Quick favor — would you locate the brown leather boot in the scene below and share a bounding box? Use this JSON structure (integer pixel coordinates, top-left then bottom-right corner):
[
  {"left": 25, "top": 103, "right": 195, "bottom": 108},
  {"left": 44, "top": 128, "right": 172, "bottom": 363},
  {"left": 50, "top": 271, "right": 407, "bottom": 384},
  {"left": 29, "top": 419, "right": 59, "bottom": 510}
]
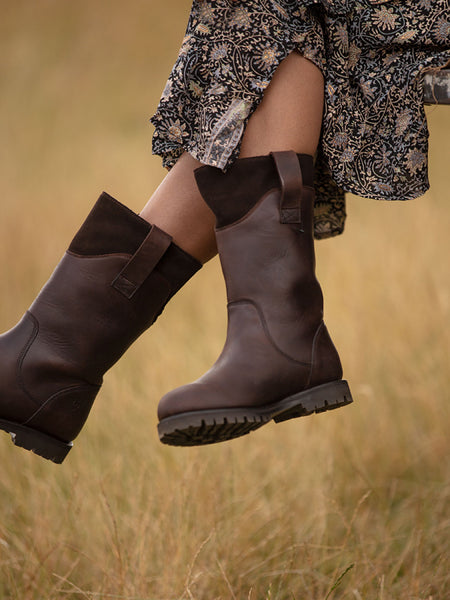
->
[
  {"left": 0, "top": 192, "right": 201, "bottom": 462},
  {"left": 158, "top": 151, "right": 352, "bottom": 446}
]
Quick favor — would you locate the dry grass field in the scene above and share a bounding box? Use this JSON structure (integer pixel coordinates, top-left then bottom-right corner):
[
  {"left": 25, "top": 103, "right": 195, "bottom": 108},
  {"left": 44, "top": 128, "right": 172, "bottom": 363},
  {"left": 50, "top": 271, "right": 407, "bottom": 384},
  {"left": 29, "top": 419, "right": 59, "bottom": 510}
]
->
[{"left": 0, "top": 2, "right": 449, "bottom": 598}]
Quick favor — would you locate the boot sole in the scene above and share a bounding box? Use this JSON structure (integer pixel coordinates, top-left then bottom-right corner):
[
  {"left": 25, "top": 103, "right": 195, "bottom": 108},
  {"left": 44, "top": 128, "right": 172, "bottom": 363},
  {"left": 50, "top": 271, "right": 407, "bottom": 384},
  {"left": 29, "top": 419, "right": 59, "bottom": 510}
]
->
[
  {"left": 0, "top": 420, "right": 72, "bottom": 464},
  {"left": 158, "top": 380, "right": 352, "bottom": 447}
]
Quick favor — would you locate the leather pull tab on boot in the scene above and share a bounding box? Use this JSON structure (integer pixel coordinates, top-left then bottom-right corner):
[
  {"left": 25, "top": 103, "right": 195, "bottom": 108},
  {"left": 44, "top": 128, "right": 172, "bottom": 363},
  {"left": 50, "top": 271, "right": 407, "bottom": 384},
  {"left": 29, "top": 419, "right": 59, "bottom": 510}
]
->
[
  {"left": 271, "top": 151, "right": 303, "bottom": 226},
  {"left": 112, "top": 225, "right": 172, "bottom": 298}
]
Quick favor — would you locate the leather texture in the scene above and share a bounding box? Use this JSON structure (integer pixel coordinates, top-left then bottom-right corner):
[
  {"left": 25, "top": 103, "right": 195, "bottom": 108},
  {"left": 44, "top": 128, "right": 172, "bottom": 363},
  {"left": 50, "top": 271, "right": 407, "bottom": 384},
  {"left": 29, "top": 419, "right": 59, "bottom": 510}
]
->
[
  {"left": 158, "top": 151, "right": 343, "bottom": 422},
  {"left": 0, "top": 193, "right": 201, "bottom": 444},
  {"left": 193, "top": 154, "right": 314, "bottom": 229},
  {"left": 272, "top": 150, "right": 304, "bottom": 224}
]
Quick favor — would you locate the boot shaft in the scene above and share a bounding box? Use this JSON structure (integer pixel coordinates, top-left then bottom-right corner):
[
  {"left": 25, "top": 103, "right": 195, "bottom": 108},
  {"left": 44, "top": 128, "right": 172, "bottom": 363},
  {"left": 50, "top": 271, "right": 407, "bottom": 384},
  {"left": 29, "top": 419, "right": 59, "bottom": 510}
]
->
[
  {"left": 25, "top": 193, "right": 201, "bottom": 385},
  {"left": 195, "top": 152, "right": 324, "bottom": 360}
]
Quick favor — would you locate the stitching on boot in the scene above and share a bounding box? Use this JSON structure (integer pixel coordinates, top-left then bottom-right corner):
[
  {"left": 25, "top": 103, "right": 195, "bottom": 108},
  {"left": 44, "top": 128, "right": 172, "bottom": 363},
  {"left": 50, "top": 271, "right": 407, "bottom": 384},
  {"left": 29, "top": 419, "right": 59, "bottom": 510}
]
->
[
  {"left": 306, "top": 321, "right": 325, "bottom": 388},
  {"left": 112, "top": 274, "right": 138, "bottom": 298},
  {"left": 22, "top": 383, "right": 101, "bottom": 428},
  {"left": 17, "top": 312, "right": 41, "bottom": 408},
  {"left": 67, "top": 250, "right": 132, "bottom": 260},
  {"left": 215, "top": 189, "right": 280, "bottom": 232}
]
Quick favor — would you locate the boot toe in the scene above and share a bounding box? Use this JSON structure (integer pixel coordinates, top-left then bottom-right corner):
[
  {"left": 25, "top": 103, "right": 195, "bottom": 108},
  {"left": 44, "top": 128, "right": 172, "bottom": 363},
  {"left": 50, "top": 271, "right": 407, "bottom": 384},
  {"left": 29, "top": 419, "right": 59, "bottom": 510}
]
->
[{"left": 157, "top": 382, "right": 223, "bottom": 421}]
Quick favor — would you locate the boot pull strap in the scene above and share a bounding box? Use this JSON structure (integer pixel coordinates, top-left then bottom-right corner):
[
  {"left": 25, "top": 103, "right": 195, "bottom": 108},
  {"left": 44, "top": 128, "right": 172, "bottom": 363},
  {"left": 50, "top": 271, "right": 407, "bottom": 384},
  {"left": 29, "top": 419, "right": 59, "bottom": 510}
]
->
[
  {"left": 112, "top": 225, "right": 172, "bottom": 299},
  {"left": 271, "top": 151, "right": 303, "bottom": 226}
]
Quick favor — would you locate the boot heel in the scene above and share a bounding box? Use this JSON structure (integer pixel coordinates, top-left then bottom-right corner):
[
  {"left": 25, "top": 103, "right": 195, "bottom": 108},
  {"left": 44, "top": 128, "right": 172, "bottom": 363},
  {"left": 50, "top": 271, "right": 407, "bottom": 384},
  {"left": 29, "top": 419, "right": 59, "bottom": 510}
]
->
[
  {"left": 273, "top": 380, "right": 353, "bottom": 423},
  {"left": 0, "top": 421, "right": 72, "bottom": 464}
]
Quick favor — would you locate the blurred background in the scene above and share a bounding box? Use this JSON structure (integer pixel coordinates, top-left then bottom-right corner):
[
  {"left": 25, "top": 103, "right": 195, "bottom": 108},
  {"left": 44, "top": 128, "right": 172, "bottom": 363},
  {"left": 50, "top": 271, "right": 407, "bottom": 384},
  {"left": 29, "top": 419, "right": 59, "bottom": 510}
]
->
[{"left": 0, "top": 1, "right": 449, "bottom": 598}]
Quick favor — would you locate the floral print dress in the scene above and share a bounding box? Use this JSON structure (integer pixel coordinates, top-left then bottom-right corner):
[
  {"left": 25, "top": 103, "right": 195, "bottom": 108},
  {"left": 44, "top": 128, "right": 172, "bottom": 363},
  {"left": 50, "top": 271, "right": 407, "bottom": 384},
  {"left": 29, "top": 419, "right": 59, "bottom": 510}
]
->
[{"left": 151, "top": 0, "right": 450, "bottom": 238}]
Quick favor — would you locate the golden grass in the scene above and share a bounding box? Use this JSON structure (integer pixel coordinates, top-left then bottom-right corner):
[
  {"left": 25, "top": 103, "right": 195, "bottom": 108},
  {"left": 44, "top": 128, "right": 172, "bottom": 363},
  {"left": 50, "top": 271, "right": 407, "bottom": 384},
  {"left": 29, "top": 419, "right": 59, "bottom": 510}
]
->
[{"left": 0, "top": 2, "right": 449, "bottom": 598}]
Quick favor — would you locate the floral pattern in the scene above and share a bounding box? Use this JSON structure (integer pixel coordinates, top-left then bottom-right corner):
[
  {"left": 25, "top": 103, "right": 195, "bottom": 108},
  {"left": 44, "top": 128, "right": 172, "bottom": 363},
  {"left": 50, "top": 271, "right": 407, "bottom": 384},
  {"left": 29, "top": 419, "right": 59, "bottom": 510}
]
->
[{"left": 151, "top": 0, "right": 450, "bottom": 239}]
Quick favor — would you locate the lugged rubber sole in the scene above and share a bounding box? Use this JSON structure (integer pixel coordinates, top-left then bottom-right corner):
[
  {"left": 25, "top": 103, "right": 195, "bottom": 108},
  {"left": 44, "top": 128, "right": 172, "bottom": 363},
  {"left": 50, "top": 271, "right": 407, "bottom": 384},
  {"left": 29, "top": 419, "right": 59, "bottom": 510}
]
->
[
  {"left": 0, "top": 419, "right": 72, "bottom": 464},
  {"left": 272, "top": 379, "right": 352, "bottom": 423},
  {"left": 158, "top": 380, "right": 353, "bottom": 447}
]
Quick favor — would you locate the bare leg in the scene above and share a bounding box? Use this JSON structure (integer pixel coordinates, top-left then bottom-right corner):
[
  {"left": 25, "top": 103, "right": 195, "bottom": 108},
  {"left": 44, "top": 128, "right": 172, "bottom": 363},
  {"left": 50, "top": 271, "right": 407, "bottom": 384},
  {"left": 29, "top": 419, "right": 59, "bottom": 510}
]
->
[
  {"left": 140, "top": 151, "right": 217, "bottom": 263},
  {"left": 140, "top": 52, "right": 324, "bottom": 263},
  {"left": 240, "top": 52, "right": 324, "bottom": 157}
]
